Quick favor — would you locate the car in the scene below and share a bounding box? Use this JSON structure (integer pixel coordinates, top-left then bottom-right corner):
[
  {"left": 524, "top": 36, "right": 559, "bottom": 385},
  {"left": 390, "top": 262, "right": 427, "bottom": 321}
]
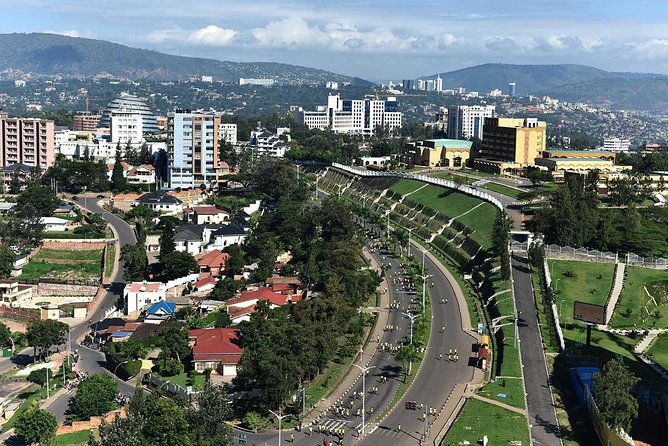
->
[
  {"left": 71, "top": 196, "right": 78, "bottom": 201},
  {"left": 97, "top": 194, "right": 105, "bottom": 199}
]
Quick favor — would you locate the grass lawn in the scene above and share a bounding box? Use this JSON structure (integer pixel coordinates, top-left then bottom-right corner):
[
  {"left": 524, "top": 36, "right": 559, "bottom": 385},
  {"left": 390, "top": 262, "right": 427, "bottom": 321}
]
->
[
  {"left": 534, "top": 182, "right": 560, "bottom": 193},
  {"left": 155, "top": 371, "right": 206, "bottom": 391},
  {"left": 456, "top": 204, "right": 499, "bottom": 250},
  {"left": 480, "top": 182, "right": 525, "bottom": 199},
  {"left": 547, "top": 260, "right": 616, "bottom": 327},
  {"left": 34, "top": 248, "right": 103, "bottom": 262},
  {"left": 105, "top": 244, "right": 116, "bottom": 278},
  {"left": 409, "top": 184, "right": 485, "bottom": 217},
  {"left": 55, "top": 430, "right": 93, "bottom": 446},
  {"left": 647, "top": 332, "right": 668, "bottom": 373},
  {"left": 441, "top": 398, "right": 530, "bottom": 446},
  {"left": 389, "top": 179, "right": 426, "bottom": 196},
  {"left": 609, "top": 267, "right": 668, "bottom": 329},
  {"left": 428, "top": 172, "right": 475, "bottom": 185},
  {"left": 20, "top": 261, "right": 101, "bottom": 282}
]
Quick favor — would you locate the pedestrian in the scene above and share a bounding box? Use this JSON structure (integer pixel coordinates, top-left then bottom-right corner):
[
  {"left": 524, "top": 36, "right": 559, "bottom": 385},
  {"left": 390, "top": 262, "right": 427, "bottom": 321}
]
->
[{"left": 397, "top": 424, "right": 401, "bottom": 432}]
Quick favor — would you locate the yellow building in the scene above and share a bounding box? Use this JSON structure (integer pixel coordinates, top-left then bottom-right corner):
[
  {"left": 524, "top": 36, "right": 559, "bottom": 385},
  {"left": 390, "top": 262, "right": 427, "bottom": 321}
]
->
[
  {"left": 477, "top": 117, "right": 546, "bottom": 171},
  {"left": 404, "top": 139, "right": 471, "bottom": 168}
]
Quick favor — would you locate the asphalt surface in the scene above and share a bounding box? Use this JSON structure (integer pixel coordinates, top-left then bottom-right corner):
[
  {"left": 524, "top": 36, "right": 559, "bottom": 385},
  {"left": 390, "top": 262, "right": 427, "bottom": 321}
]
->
[
  {"left": 511, "top": 255, "right": 562, "bottom": 446},
  {"left": 46, "top": 195, "right": 137, "bottom": 422}
]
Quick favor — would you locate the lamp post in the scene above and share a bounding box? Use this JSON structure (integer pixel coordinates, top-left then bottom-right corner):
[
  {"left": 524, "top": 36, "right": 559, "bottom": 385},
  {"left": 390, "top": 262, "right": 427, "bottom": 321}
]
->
[
  {"left": 407, "top": 228, "right": 413, "bottom": 258},
  {"left": 114, "top": 360, "right": 129, "bottom": 377},
  {"left": 268, "top": 409, "right": 288, "bottom": 446},
  {"left": 421, "top": 249, "right": 426, "bottom": 275},
  {"left": 419, "top": 273, "right": 431, "bottom": 316},
  {"left": 403, "top": 311, "right": 418, "bottom": 345},
  {"left": 352, "top": 360, "right": 376, "bottom": 438},
  {"left": 385, "top": 211, "right": 391, "bottom": 241}
]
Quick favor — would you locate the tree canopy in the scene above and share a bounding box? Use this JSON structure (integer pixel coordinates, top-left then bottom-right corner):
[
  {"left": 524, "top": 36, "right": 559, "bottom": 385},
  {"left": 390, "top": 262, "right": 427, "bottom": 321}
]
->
[
  {"left": 15, "top": 401, "right": 57, "bottom": 445},
  {"left": 26, "top": 319, "right": 68, "bottom": 361},
  {"left": 594, "top": 357, "right": 639, "bottom": 433},
  {"left": 73, "top": 373, "right": 119, "bottom": 419}
]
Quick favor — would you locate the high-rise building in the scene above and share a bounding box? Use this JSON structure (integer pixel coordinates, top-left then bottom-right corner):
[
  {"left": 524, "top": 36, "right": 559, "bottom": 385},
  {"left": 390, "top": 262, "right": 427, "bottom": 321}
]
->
[
  {"left": 72, "top": 113, "right": 101, "bottom": 132},
  {"left": 446, "top": 105, "right": 496, "bottom": 140},
  {"left": 508, "top": 82, "right": 516, "bottom": 97},
  {"left": 100, "top": 93, "right": 159, "bottom": 133},
  {"left": 110, "top": 111, "right": 143, "bottom": 144},
  {"left": 480, "top": 117, "right": 546, "bottom": 164},
  {"left": 436, "top": 75, "right": 443, "bottom": 92},
  {"left": 167, "top": 110, "right": 222, "bottom": 189},
  {"left": 0, "top": 112, "right": 55, "bottom": 169},
  {"left": 402, "top": 79, "right": 414, "bottom": 91},
  {"left": 602, "top": 137, "right": 630, "bottom": 153},
  {"left": 219, "top": 123, "right": 238, "bottom": 146},
  {"left": 299, "top": 94, "right": 402, "bottom": 135}
]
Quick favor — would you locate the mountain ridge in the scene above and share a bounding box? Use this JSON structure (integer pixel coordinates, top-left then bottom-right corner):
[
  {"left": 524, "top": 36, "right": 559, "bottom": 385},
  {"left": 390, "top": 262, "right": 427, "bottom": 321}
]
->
[{"left": 0, "top": 33, "right": 372, "bottom": 85}]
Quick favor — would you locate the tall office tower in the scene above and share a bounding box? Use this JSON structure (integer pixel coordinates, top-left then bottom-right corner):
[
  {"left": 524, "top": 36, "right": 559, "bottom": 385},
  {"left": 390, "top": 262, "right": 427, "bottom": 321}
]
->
[
  {"left": 100, "top": 93, "right": 159, "bottom": 133},
  {"left": 446, "top": 105, "right": 496, "bottom": 140},
  {"left": 110, "top": 111, "right": 143, "bottom": 144},
  {"left": 436, "top": 75, "right": 443, "bottom": 92},
  {"left": 481, "top": 117, "right": 546, "bottom": 164},
  {"left": 402, "top": 79, "right": 414, "bottom": 91},
  {"left": 0, "top": 112, "right": 55, "bottom": 169},
  {"left": 73, "top": 113, "right": 101, "bottom": 132},
  {"left": 508, "top": 82, "right": 516, "bottom": 97},
  {"left": 167, "top": 110, "right": 221, "bottom": 189}
]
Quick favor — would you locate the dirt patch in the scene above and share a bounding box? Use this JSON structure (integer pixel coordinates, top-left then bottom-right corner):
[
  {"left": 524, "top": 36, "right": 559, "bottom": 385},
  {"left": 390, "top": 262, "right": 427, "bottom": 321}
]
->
[
  {"left": 0, "top": 318, "right": 27, "bottom": 333},
  {"left": 42, "top": 241, "right": 106, "bottom": 250}
]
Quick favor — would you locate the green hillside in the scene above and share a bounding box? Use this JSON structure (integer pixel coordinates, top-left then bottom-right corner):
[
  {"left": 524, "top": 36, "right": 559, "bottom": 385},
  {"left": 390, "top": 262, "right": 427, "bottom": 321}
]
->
[{"left": 0, "top": 33, "right": 372, "bottom": 85}]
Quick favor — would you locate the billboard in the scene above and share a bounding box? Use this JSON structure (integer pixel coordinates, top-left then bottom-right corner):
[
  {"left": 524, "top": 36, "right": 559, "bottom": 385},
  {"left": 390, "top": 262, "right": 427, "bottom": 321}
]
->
[{"left": 573, "top": 301, "right": 606, "bottom": 325}]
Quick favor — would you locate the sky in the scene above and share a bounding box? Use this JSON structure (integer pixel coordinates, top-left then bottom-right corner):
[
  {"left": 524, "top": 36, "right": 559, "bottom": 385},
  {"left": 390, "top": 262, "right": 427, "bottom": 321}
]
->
[{"left": 5, "top": 0, "right": 668, "bottom": 80}]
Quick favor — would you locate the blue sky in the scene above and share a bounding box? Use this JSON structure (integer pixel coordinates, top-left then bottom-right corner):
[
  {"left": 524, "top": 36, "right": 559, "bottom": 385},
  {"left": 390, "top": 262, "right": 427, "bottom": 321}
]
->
[{"left": 5, "top": 0, "right": 668, "bottom": 80}]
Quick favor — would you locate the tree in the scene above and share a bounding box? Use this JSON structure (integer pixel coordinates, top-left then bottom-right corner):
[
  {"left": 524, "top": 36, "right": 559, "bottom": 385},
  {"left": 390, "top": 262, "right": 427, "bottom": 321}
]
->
[
  {"left": 158, "top": 322, "right": 190, "bottom": 363},
  {"left": 160, "top": 251, "right": 199, "bottom": 281},
  {"left": 0, "top": 244, "right": 15, "bottom": 278},
  {"left": 15, "top": 401, "right": 57, "bottom": 445},
  {"left": 156, "top": 216, "right": 179, "bottom": 256},
  {"left": 223, "top": 244, "right": 246, "bottom": 276},
  {"left": 210, "top": 279, "right": 242, "bottom": 301},
  {"left": 27, "top": 367, "right": 54, "bottom": 386},
  {"left": 187, "top": 383, "right": 233, "bottom": 445},
  {"left": 0, "top": 321, "right": 11, "bottom": 348},
  {"left": 121, "top": 243, "right": 148, "bottom": 282},
  {"left": 396, "top": 344, "right": 420, "bottom": 380},
  {"left": 16, "top": 183, "right": 61, "bottom": 217},
  {"left": 111, "top": 151, "right": 127, "bottom": 192},
  {"left": 594, "top": 357, "right": 639, "bottom": 433},
  {"left": 73, "top": 373, "right": 119, "bottom": 419},
  {"left": 492, "top": 211, "right": 512, "bottom": 280},
  {"left": 26, "top": 319, "right": 68, "bottom": 361}
]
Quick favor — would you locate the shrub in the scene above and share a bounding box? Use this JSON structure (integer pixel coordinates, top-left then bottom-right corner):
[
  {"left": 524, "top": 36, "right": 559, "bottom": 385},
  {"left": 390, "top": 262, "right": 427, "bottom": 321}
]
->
[
  {"left": 242, "top": 411, "right": 262, "bottom": 431},
  {"left": 27, "top": 368, "right": 53, "bottom": 386}
]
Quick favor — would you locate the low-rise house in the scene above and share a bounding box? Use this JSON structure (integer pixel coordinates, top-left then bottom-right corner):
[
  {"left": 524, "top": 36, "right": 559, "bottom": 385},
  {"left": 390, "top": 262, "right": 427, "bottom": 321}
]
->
[
  {"left": 184, "top": 205, "right": 230, "bottom": 225},
  {"left": 199, "top": 300, "right": 224, "bottom": 314},
  {"left": 189, "top": 328, "right": 243, "bottom": 376},
  {"left": 208, "top": 223, "right": 247, "bottom": 250},
  {"left": 1, "top": 163, "right": 34, "bottom": 191},
  {"left": 106, "top": 161, "right": 132, "bottom": 180},
  {"left": 195, "top": 249, "right": 230, "bottom": 276},
  {"left": 40, "top": 217, "right": 70, "bottom": 232},
  {"left": 0, "top": 280, "right": 32, "bottom": 304},
  {"left": 53, "top": 205, "right": 75, "bottom": 217},
  {"left": 174, "top": 224, "right": 206, "bottom": 255},
  {"left": 127, "top": 164, "right": 156, "bottom": 185},
  {"left": 194, "top": 276, "right": 217, "bottom": 292},
  {"left": 134, "top": 190, "right": 183, "bottom": 215},
  {"left": 144, "top": 300, "right": 176, "bottom": 324},
  {"left": 226, "top": 287, "right": 301, "bottom": 323},
  {"left": 124, "top": 281, "right": 166, "bottom": 316}
]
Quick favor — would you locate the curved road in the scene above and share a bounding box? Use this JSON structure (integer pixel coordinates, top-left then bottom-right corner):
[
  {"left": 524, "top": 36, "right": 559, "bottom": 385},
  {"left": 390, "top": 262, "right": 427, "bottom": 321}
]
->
[{"left": 47, "top": 195, "right": 137, "bottom": 421}]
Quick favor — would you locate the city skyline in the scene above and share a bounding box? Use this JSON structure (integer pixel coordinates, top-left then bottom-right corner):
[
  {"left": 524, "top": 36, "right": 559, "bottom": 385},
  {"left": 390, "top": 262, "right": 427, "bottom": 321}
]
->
[{"left": 5, "top": 0, "right": 668, "bottom": 79}]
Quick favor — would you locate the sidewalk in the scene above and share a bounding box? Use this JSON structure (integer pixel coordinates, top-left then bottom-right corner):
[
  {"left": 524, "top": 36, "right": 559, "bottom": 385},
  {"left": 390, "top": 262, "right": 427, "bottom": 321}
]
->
[{"left": 301, "top": 247, "right": 391, "bottom": 427}]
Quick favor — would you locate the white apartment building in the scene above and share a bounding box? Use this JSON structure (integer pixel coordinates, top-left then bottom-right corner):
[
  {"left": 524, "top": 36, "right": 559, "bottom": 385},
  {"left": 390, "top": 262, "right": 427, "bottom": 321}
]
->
[
  {"left": 110, "top": 111, "right": 143, "bottom": 144},
  {"left": 447, "top": 105, "right": 496, "bottom": 140},
  {"left": 239, "top": 78, "right": 275, "bottom": 86},
  {"left": 219, "top": 123, "right": 238, "bottom": 145},
  {"left": 299, "top": 94, "right": 402, "bottom": 136},
  {"left": 250, "top": 129, "right": 289, "bottom": 158},
  {"left": 602, "top": 137, "right": 631, "bottom": 153}
]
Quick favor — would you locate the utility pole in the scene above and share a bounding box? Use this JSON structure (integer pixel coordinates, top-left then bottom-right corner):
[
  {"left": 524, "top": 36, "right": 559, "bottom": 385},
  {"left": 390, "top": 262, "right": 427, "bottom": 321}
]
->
[
  {"left": 46, "top": 367, "right": 50, "bottom": 399},
  {"left": 403, "top": 311, "right": 418, "bottom": 345},
  {"left": 419, "top": 273, "right": 431, "bottom": 316},
  {"left": 385, "top": 211, "right": 390, "bottom": 241},
  {"left": 407, "top": 228, "right": 413, "bottom": 258},
  {"left": 352, "top": 361, "right": 376, "bottom": 438},
  {"left": 423, "top": 404, "right": 429, "bottom": 441},
  {"left": 268, "top": 409, "right": 288, "bottom": 446}
]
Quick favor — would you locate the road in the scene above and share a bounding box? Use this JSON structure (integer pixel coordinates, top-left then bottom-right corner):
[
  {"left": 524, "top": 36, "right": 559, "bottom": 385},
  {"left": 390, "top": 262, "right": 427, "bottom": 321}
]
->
[
  {"left": 45, "top": 195, "right": 137, "bottom": 421},
  {"left": 511, "top": 255, "right": 562, "bottom": 446},
  {"left": 232, "top": 236, "right": 476, "bottom": 446}
]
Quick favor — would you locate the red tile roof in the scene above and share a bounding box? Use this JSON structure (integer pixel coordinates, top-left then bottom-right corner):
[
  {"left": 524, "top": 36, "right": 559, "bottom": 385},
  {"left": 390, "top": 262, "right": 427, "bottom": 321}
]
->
[
  {"left": 265, "top": 276, "right": 303, "bottom": 287},
  {"left": 189, "top": 328, "right": 243, "bottom": 363},
  {"left": 194, "top": 276, "right": 217, "bottom": 289},
  {"left": 196, "top": 250, "right": 230, "bottom": 269},
  {"left": 189, "top": 205, "right": 229, "bottom": 215},
  {"left": 227, "top": 288, "right": 292, "bottom": 307},
  {"left": 126, "top": 282, "right": 162, "bottom": 293}
]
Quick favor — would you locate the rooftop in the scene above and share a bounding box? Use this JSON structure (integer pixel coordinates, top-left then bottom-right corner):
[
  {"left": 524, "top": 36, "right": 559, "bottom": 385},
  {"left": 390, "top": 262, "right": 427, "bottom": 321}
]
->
[
  {"left": 126, "top": 281, "right": 163, "bottom": 293},
  {"left": 136, "top": 190, "right": 183, "bottom": 205},
  {"left": 189, "top": 328, "right": 243, "bottom": 363}
]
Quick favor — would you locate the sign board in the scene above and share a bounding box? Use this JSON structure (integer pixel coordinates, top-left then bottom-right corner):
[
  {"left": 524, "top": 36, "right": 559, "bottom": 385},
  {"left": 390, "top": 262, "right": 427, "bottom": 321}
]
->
[{"left": 573, "top": 301, "right": 606, "bottom": 325}]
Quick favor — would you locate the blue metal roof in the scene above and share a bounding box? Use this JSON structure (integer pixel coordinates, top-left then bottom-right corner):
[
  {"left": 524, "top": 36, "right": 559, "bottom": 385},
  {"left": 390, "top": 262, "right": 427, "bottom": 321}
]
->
[{"left": 146, "top": 300, "right": 176, "bottom": 315}]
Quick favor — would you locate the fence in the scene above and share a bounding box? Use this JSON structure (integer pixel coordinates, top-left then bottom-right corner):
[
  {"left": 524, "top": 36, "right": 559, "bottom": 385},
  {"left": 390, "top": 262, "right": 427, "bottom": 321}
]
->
[
  {"left": 545, "top": 244, "right": 668, "bottom": 269},
  {"left": 584, "top": 385, "right": 634, "bottom": 446},
  {"left": 543, "top": 259, "right": 566, "bottom": 351},
  {"left": 331, "top": 163, "right": 504, "bottom": 210}
]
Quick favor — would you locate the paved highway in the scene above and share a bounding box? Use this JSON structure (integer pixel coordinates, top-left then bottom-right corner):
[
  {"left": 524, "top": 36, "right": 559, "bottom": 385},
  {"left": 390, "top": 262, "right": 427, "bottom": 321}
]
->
[
  {"left": 46, "top": 195, "right": 137, "bottom": 421},
  {"left": 512, "top": 255, "right": 562, "bottom": 446}
]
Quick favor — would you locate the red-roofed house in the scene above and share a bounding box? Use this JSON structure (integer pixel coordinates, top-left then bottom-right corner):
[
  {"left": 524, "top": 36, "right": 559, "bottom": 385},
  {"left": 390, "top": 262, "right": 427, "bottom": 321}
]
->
[
  {"left": 265, "top": 276, "right": 303, "bottom": 295},
  {"left": 226, "top": 288, "right": 300, "bottom": 323},
  {"left": 194, "top": 276, "right": 217, "bottom": 292},
  {"left": 184, "top": 205, "right": 231, "bottom": 225},
  {"left": 126, "top": 164, "right": 156, "bottom": 185},
  {"left": 195, "top": 249, "right": 230, "bottom": 277},
  {"left": 106, "top": 161, "right": 132, "bottom": 181},
  {"left": 189, "top": 328, "right": 243, "bottom": 376}
]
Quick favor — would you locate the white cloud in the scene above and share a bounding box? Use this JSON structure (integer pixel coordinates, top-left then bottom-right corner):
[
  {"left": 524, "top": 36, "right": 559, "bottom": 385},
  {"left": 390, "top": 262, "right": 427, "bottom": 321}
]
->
[
  {"left": 629, "top": 38, "right": 668, "bottom": 59},
  {"left": 485, "top": 37, "right": 519, "bottom": 51},
  {"left": 45, "top": 30, "right": 83, "bottom": 38},
  {"left": 533, "top": 35, "right": 585, "bottom": 51},
  {"left": 146, "top": 25, "right": 237, "bottom": 46}
]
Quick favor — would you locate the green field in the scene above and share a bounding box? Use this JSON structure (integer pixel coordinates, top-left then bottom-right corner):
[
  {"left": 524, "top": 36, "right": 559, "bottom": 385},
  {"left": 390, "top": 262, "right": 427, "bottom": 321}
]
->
[
  {"left": 456, "top": 204, "right": 498, "bottom": 250},
  {"left": 21, "top": 261, "right": 101, "bottom": 282},
  {"left": 647, "top": 332, "right": 668, "bottom": 373},
  {"left": 441, "top": 398, "right": 530, "bottom": 446},
  {"left": 105, "top": 244, "right": 116, "bottom": 278},
  {"left": 55, "top": 430, "right": 93, "bottom": 446},
  {"left": 481, "top": 182, "right": 525, "bottom": 199},
  {"left": 610, "top": 267, "right": 668, "bottom": 329},
  {"left": 34, "top": 248, "right": 103, "bottom": 262},
  {"left": 408, "top": 184, "right": 486, "bottom": 217},
  {"left": 547, "top": 260, "right": 616, "bottom": 327},
  {"left": 389, "top": 179, "right": 425, "bottom": 195},
  {"left": 155, "top": 371, "right": 206, "bottom": 391}
]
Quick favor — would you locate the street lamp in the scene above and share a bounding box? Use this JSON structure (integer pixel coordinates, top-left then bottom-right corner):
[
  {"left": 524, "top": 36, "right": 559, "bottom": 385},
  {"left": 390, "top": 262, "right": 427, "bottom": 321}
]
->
[
  {"left": 419, "top": 273, "right": 432, "bottom": 316},
  {"left": 114, "top": 360, "right": 129, "bottom": 377},
  {"left": 421, "top": 249, "right": 426, "bottom": 275},
  {"left": 403, "top": 311, "right": 418, "bottom": 345},
  {"left": 407, "top": 228, "right": 413, "bottom": 258},
  {"left": 352, "top": 359, "right": 376, "bottom": 438},
  {"left": 268, "top": 409, "right": 288, "bottom": 446}
]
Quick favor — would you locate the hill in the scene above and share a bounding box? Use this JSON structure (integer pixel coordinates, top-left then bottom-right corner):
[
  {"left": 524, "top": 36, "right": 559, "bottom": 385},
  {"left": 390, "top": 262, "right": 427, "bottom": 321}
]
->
[{"left": 0, "top": 33, "right": 371, "bottom": 85}]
